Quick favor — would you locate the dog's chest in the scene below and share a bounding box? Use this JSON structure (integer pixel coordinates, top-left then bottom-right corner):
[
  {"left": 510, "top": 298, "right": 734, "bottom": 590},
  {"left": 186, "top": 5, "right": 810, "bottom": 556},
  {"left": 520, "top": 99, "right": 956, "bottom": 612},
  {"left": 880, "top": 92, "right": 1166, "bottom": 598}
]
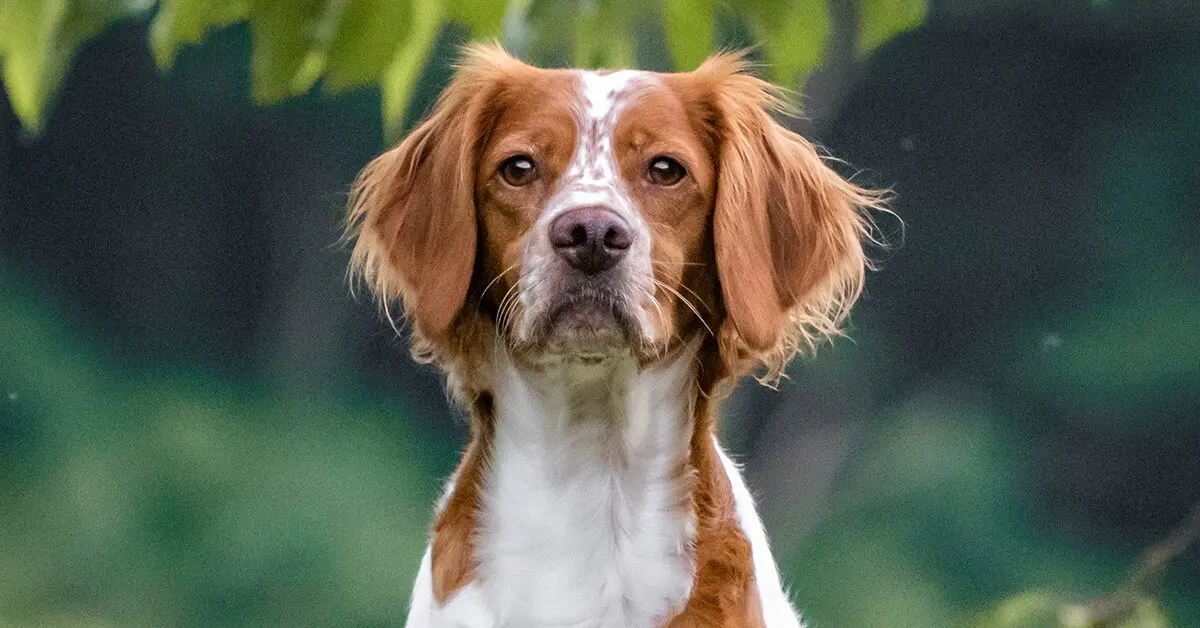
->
[
  {"left": 471, "top": 360, "right": 697, "bottom": 627},
  {"left": 478, "top": 443, "right": 694, "bottom": 626}
]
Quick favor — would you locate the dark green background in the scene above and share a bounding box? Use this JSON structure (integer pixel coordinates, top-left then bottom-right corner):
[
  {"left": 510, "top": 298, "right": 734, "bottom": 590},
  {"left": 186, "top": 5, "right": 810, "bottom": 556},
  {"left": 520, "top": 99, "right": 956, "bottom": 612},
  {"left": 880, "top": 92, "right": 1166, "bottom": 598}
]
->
[{"left": 1, "top": 1, "right": 1198, "bottom": 626}]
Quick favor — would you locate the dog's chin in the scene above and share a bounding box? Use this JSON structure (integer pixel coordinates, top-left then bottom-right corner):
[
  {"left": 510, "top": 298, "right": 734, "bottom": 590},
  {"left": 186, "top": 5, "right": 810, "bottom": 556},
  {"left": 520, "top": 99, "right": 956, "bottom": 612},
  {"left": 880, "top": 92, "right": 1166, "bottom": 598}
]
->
[{"left": 515, "top": 297, "right": 644, "bottom": 364}]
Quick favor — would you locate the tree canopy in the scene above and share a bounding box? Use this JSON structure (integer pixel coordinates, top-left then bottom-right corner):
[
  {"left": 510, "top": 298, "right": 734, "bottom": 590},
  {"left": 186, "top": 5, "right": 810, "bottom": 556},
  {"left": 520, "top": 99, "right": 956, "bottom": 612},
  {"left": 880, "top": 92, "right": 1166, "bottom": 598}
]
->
[{"left": 0, "top": 0, "right": 926, "bottom": 135}]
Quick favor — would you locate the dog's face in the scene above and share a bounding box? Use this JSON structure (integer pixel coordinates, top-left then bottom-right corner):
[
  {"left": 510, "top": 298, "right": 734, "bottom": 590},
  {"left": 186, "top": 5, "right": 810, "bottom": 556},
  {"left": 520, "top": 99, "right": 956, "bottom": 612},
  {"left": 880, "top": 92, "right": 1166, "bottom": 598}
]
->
[
  {"left": 349, "top": 46, "right": 880, "bottom": 377},
  {"left": 474, "top": 68, "right": 718, "bottom": 363}
]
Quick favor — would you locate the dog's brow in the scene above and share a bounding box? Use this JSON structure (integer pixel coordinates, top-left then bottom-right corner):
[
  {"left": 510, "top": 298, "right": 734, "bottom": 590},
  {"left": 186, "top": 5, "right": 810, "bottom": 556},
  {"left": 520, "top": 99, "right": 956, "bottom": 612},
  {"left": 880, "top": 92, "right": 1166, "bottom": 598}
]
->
[{"left": 561, "top": 71, "right": 655, "bottom": 195}]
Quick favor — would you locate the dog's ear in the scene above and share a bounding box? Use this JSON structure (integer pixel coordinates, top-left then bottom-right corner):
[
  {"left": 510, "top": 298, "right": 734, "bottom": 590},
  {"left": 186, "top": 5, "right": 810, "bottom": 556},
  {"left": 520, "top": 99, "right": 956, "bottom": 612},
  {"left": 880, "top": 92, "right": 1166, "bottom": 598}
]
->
[
  {"left": 347, "top": 45, "right": 516, "bottom": 347},
  {"left": 699, "top": 55, "right": 883, "bottom": 377}
]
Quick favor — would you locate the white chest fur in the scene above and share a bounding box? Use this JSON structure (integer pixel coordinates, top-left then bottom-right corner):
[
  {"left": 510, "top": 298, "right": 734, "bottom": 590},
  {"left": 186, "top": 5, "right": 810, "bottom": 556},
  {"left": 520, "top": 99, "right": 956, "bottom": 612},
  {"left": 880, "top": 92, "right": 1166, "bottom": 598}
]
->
[
  {"left": 403, "top": 344, "right": 803, "bottom": 628},
  {"left": 474, "top": 349, "right": 698, "bottom": 627}
]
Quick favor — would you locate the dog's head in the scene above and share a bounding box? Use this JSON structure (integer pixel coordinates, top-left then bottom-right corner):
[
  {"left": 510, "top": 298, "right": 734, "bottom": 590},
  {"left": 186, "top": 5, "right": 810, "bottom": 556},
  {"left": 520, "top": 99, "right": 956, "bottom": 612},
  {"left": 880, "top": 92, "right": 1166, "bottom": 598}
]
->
[{"left": 348, "top": 45, "right": 882, "bottom": 381}]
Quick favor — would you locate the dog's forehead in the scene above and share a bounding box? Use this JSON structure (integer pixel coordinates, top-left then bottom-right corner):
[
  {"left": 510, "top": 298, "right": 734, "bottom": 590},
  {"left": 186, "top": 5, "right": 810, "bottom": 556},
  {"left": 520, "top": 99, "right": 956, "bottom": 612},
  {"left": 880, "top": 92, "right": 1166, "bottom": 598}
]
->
[
  {"left": 573, "top": 70, "right": 663, "bottom": 140},
  {"left": 576, "top": 69, "right": 657, "bottom": 115},
  {"left": 558, "top": 70, "right": 659, "bottom": 185},
  {"left": 485, "top": 68, "right": 681, "bottom": 157}
]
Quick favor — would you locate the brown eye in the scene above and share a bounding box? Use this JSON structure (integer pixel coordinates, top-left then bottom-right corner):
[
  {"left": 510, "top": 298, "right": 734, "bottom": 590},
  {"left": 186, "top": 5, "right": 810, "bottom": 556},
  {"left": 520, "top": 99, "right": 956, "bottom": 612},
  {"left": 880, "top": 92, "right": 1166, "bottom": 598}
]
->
[
  {"left": 647, "top": 156, "right": 686, "bottom": 186},
  {"left": 499, "top": 155, "right": 538, "bottom": 186}
]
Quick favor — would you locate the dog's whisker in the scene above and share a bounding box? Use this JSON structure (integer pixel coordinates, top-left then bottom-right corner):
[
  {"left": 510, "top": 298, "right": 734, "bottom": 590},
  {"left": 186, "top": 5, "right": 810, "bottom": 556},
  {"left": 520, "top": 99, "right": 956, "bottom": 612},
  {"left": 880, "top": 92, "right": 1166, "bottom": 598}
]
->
[
  {"left": 481, "top": 262, "right": 522, "bottom": 298},
  {"left": 653, "top": 278, "right": 715, "bottom": 339},
  {"left": 634, "top": 284, "right": 669, "bottom": 344},
  {"left": 650, "top": 260, "right": 705, "bottom": 268},
  {"left": 495, "top": 280, "right": 523, "bottom": 339},
  {"left": 673, "top": 282, "right": 709, "bottom": 310}
]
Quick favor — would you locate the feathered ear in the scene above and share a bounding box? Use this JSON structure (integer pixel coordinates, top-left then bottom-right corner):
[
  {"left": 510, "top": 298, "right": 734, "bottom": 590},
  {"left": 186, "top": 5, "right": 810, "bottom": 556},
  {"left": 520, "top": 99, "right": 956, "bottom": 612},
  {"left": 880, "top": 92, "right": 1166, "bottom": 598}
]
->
[
  {"left": 346, "top": 44, "right": 519, "bottom": 350},
  {"left": 697, "top": 54, "right": 885, "bottom": 379}
]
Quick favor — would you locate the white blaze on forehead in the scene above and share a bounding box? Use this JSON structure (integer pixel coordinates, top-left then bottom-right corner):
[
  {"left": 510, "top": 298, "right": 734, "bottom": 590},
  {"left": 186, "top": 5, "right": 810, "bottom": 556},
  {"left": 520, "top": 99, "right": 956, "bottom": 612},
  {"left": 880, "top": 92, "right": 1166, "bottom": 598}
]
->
[
  {"left": 556, "top": 70, "right": 658, "bottom": 206},
  {"left": 564, "top": 70, "right": 654, "bottom": 187}
]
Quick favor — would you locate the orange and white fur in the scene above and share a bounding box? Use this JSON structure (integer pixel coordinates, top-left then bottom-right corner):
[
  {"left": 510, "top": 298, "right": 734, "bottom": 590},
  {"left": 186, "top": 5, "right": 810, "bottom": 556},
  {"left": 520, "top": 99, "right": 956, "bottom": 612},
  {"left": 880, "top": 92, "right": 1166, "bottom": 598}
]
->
[{"left": 346, "top": 45, "right": 883, "bottom": 628}]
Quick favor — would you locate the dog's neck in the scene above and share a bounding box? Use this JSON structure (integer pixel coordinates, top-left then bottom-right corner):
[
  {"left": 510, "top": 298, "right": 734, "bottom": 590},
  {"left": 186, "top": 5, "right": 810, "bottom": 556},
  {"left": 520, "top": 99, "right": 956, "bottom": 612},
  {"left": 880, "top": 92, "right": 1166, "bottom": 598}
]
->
[
  {"left": 489, "top": 342, "right": 699, "bottom": 471},
  {"left": 474, "top": 341, "right": 699, "bottom": 624},
  {"left": 428, "top": 336, "right": 768, "bottom": 625}
]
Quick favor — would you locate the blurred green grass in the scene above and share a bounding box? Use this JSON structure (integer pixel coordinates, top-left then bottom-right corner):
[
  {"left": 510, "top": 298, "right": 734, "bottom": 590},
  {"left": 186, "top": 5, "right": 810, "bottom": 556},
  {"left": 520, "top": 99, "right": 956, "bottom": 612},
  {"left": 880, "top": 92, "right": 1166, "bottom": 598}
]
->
[
  {"left": 0, "top": 269, "right": 442, "bottom": 626},
  {"left": 3, "top": 257, "right": 1197, "bottom": 626}
]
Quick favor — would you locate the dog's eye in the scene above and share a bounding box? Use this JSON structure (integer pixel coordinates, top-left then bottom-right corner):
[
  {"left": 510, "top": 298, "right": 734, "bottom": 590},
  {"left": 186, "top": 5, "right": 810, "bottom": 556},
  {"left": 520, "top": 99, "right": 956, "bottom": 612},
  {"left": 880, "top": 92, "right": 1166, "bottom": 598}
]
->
[
  {"left": 499, "top": 155, "right": 538, "bottom": 186},
  {"left": 647, "top": 156, "right": 686, "bottom": 186}
]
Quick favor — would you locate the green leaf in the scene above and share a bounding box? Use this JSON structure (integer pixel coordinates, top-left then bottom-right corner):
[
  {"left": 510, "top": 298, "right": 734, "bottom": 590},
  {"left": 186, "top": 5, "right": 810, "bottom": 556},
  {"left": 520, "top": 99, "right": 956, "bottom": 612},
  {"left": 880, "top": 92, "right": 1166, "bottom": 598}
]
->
[
  {"left": 975, "top": 591, "right": 1063, "bottom": 628},
  {"left": 739, "top": 0, "right": 830, "bottom": 87},
  {"left": 521, "top": 0, "right": 574, "bottom": 67},
  {"left": 446, "top": 0, "right": 506, "bottom": 38},
  {"left": 0, "top": 0, "right": 150, "bottom": 133},
  {"left": 379, "top": 0, "right": 442, "bottom": 137},
  {"left": 248, "top": 0, "right": 335, "bottom": 104},
  {"left": 663, "top": 0, "right": 713, "bottom": 70},
  {"left": 980, "top": 593, "right": 1171, "bottom": 628},
  {"left": 1060, "top": 598, "right": 1169, "bottom": 628},
  {"left": 324, "top": 0, "right": 412, "bottom": 91},
  {"left": 0, "top": 0, "right": 70, "bottom": 133},
  {"left": 572, "top": 4, "right": 603, "bottom": 68},
  {"left": 572, "top": 0, "right": 635, "bottom": 69},
  {"left": 858, "top": 0, "right": 925, "bottom": 56},
  {"left": 148, "top": 0, "right": 249, "bottom": 70},
  {"left": 1124, "top": 598, "right": 1169, "bottom": 628}
]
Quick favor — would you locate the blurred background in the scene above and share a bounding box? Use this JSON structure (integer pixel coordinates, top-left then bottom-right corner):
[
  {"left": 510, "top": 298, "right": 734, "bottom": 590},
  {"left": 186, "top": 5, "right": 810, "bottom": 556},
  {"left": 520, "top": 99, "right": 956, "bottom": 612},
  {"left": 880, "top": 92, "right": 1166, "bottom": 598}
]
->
[{"left": 1, "top": 0, "right": 1198, "bottom": 626}]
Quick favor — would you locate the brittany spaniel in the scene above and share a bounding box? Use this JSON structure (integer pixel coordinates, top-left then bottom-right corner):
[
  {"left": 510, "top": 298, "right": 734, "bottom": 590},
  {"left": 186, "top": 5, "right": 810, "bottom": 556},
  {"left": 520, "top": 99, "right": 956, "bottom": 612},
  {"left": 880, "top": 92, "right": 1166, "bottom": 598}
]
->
[{"left": 346, "top": 44, "right": 882, "bottom": 628}]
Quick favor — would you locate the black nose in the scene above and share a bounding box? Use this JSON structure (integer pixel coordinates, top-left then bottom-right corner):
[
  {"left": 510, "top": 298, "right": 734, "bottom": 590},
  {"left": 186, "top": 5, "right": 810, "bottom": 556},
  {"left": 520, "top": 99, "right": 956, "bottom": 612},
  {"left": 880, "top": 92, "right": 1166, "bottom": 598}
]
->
[{"left": 549, "top": 207, "right": 632, "bottom": 275}]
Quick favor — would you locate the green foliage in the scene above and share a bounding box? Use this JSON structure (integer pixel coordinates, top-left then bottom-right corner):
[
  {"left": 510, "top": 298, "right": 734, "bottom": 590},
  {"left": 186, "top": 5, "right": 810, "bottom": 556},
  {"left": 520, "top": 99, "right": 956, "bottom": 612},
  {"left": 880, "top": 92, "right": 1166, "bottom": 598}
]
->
[
  {"left": 977, "top": 591, "right": 1066, "bottom": 628},
  {"left": 4, "top": 3, "right": 1196, "bottom": 627},
  {"left": 247, "top": 0, "right": 329, "bottom": 103},
  {"left": 1018, "top": 286, "right": 1200, "bottom": 408},
  {"left": 149, "top": 0, "right": 247, "bottom": 69},
  {"left": 976, "top": 593, "right": 1169, "bottom": 628},
  {"left": 787, "top": 398, "right": 1023, "bottom": 627},
  {"left": 447, "top": 0, "right": 507, "bottom": 39},
  {"left": 777, "top": 63, "right": 1200, "bottom": 623},
  {"left": 738, "top": 0, "right": 831, "bottom": 86},
  {"left": 0, "top": 0, "right": 934, "bottom": 136},
  {"left": 572, "top": 0, "right": 637, "bottom": 70},
  {"left": 1060, "top": 599, "right": 1169, "bottom": 628},
  {"left": 784, "top": 394, "right": 1190, "bottom": 628},
  {"left": 0, "top": 270, "right": 441, "bottom": 624},
  {"left": 1009, "top": 59, "right": 1200, "bottom": 418},
  {"left": 663, "top": 0, "right": 714, "bottom": 70},
  {"left": 322, "top": 0, "right": 412, "bottom": 91},
  {"left": 0, "top": 0, "right": 152, "bottom": 133},
  {"left": 859, "top": 0, "right": 925, "bottom": 54},
  {"left": 378, "top": 0, "right": 441, "bottom": 136}
]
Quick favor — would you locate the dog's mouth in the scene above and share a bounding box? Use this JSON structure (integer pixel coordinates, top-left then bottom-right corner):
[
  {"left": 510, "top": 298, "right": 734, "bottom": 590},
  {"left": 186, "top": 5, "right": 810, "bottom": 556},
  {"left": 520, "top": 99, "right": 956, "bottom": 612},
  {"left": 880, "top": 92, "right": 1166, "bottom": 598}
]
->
[{"left": 519, "top": 287, "right": 640, "bottom": 359}]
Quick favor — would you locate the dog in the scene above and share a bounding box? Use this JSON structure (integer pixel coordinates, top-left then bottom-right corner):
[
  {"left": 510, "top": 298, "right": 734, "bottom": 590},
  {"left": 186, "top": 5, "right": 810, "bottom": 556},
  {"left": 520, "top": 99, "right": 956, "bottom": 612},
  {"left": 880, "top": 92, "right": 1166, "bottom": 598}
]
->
[{"left": 346, "top": 44, "right": 883, "bottom": 628}]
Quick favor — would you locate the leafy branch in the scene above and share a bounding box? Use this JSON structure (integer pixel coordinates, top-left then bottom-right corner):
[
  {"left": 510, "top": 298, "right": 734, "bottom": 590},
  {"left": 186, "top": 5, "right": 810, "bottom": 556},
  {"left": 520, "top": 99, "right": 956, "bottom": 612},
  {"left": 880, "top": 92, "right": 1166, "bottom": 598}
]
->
[
  {"left": 979, "top": 503, "right": 1200, "bottom": 628},
  {"left": 0, "top": 0, "right": 929, "bottom": 136},
  {"left": 1062, "top": 503, "right": 1200, "bottom": 627}
]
